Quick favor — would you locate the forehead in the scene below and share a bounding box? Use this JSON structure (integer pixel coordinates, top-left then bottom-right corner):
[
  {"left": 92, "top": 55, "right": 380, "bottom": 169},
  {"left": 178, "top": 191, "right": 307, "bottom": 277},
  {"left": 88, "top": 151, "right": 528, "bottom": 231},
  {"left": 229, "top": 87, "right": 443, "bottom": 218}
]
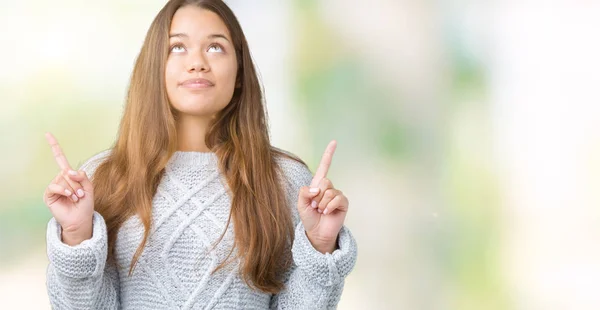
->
[{"left": 170, "top": 5, "right": 231, "bottom": 39}]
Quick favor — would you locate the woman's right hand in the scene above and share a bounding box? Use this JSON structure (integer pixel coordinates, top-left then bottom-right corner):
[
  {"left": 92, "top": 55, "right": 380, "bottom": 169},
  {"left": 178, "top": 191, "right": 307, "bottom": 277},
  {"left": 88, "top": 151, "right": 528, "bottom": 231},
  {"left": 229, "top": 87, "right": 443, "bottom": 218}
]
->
[{"left": 43, "top": 132, "right": 95, "bottom": 246}]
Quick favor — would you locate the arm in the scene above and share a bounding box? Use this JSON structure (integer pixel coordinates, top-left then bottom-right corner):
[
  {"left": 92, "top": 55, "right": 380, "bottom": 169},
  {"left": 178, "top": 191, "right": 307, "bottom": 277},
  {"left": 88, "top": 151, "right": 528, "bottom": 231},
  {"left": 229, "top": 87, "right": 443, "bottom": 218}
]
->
[
  {"left": 270, "top": 222, "right": 357, "bottom": 309},
  {"left": 45, "top": 150, "right": 120, "bottom": 309},
  {"left": 46, "top": 211, "right": 120, "bottom": 310},
  {"left": 270, "top": 156, "right": 358, "bottom": 309}
]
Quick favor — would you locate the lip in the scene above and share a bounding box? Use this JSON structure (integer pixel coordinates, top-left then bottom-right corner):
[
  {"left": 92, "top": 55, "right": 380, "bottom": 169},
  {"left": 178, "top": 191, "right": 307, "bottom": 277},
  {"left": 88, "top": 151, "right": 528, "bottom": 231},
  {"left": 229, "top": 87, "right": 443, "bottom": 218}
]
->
[{"left": 179, "top": 78, "right": 215, "bottom": 88}]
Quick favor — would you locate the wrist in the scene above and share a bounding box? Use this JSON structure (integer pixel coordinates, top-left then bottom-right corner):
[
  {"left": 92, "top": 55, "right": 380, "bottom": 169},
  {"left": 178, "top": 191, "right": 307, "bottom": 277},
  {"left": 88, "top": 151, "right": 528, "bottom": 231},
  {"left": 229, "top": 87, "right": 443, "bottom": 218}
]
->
[
  {"left": 306, "top": 231, "right": 339, "bottom": 254},
  {"left": 61, "top": 222, "right": 93, "bottom": 246}
]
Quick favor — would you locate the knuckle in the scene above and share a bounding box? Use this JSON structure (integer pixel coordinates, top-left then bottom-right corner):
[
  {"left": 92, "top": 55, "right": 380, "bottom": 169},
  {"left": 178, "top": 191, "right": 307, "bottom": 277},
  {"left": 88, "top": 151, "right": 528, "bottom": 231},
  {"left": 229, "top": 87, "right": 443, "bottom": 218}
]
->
[
  {"left": 61, "top": 181, "right": 72, "bottom": 190},
  {"left": 325, "top": 190, "right": 334, "bottom": 199},
  {"left": 67, "top": 179, "right": 76, "bottom": 187}
]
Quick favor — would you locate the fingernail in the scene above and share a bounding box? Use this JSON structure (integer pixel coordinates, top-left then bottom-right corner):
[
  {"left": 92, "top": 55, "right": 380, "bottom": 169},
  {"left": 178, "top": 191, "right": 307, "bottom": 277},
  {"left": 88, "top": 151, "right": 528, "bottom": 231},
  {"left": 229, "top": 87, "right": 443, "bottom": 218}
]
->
[
  {"left": 318, "top": 208, "right": 323, "bottom": 214},
  {"left": 77, "top": 189, "right": 84, "bottom": 197},
  {"left": 68, "top": 170, "right": 78, "bottom": 176},
  {"left": 323, "top": 208, "right": 329, "bottom": 215},
  {"left": 65, "top": 189, "right": 72, "bottom": 196},
  {"left": 71, "top": 194, "right": 79, "bottom": 202},
  {"left": 311, "top": 201, "right": 317, "bottom": 208},
  {"left": 309, "top": 187, "right": 319, "bottom": 193}
]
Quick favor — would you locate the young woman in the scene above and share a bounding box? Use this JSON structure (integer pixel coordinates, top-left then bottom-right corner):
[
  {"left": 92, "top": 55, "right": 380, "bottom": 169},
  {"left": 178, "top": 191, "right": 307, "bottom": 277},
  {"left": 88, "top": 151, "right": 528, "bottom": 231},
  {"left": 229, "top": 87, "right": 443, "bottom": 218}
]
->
[{"left": 43, "top": 0, "right": 357, "bottom": 309}]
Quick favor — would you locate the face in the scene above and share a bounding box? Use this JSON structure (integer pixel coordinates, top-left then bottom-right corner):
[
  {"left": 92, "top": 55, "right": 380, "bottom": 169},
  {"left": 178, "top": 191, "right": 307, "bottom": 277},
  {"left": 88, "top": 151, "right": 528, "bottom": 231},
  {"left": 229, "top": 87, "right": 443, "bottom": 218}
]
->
[{"left": 165, "top": 6, "right": 238, "bottom": 119}]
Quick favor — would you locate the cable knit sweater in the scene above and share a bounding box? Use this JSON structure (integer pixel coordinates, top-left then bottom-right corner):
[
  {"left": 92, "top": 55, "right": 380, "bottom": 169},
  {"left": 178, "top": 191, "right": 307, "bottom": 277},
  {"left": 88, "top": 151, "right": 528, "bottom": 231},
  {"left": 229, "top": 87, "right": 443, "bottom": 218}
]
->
[{"left": 46, "top": 150, "right": 357, "bottom": 309}]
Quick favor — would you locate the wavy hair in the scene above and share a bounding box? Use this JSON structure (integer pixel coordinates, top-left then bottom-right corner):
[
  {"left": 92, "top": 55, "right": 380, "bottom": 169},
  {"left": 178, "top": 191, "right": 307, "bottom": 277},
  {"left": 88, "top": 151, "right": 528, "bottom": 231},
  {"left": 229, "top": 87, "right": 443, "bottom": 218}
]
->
[{"left": 90, "top": 0, "right": 303, "bottom": 293}]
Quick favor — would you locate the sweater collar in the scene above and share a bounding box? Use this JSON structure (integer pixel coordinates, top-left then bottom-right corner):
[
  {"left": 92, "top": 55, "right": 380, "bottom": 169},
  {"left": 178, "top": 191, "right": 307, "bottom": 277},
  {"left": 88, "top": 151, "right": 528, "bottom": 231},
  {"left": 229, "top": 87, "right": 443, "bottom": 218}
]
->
[{"left": 168, "top": 151, "right": 218, "bottom": 168}]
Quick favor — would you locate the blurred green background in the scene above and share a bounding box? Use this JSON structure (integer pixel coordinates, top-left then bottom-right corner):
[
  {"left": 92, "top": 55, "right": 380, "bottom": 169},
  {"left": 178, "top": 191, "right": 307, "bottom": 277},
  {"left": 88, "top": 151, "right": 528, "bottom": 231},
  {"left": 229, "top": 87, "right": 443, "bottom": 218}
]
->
[{"left": 1, "top": 1, "right": 600, "bottom": 309}]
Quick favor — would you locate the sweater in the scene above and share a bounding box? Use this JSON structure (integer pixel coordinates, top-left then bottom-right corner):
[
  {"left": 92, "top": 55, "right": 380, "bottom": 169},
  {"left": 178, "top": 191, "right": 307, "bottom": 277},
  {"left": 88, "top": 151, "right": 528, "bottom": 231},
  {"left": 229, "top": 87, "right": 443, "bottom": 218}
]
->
[{"left": 46, "top": 150, "right": 357, "bottom": 309}]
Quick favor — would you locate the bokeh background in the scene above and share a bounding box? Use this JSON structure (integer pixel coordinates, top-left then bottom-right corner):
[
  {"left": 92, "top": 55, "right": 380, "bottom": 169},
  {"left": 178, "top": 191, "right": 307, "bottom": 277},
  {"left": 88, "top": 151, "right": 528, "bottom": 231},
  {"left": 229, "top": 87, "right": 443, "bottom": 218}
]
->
[{"left": 1, "top": 0, "right": 599, "bottom": 309}]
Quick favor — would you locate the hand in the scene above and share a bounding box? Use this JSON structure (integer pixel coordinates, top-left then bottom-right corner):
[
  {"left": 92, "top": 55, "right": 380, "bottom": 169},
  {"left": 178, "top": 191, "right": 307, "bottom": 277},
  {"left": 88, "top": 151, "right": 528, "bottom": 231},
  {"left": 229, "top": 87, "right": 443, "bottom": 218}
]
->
[
  {"left": 297, "top": 140, "right": 349, "bottom": 254},
  {"left": 42, "top": 132, "right": 95, "bottom": 246}
]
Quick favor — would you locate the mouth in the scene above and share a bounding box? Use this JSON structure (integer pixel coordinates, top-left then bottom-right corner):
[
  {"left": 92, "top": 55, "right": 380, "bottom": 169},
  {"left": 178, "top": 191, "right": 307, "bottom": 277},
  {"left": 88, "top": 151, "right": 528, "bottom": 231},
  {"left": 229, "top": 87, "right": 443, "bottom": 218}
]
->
[{"left": 179, "top": 78, "right": 215, "bottom": 88}]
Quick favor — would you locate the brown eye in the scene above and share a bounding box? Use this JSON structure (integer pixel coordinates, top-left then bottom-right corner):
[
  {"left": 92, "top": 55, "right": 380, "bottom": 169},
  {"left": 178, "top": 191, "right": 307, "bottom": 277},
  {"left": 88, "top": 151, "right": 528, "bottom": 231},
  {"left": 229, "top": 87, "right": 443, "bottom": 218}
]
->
[
  {"left": 170, "top": 44, "right": 186, "bottom": 53},
  {"left": 207, "top": 44, "right": 224, "bottom": 53}
]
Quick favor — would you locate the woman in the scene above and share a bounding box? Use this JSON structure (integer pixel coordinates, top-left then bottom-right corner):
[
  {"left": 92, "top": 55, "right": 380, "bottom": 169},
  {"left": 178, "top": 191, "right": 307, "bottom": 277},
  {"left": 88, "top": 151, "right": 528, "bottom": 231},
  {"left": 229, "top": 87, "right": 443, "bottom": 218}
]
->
[{"left": 43, "top": 0, "right": 357, "bottom": 309}]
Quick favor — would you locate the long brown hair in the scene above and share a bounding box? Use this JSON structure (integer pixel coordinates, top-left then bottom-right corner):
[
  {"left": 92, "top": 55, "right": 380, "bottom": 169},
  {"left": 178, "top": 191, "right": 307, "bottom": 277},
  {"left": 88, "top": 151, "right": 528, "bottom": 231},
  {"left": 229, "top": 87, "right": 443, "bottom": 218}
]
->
[{"left": 91, "top": 0, "right": 302, "bottom": 293}]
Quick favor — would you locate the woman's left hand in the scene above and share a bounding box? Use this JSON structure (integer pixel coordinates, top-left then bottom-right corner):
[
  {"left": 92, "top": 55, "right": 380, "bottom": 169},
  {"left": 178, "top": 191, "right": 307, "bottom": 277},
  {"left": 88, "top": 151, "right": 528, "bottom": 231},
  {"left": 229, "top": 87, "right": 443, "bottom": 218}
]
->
[{"left": 297, "top": 140, "right": 349, "bottom": 254}]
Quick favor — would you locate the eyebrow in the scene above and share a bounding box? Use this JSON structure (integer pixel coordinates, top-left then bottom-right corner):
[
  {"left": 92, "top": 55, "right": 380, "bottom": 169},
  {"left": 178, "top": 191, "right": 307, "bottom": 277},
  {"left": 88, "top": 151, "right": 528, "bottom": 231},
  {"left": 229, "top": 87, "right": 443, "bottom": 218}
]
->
[{"left": 168, "top": 33, "right": 231, "bottom": 43}]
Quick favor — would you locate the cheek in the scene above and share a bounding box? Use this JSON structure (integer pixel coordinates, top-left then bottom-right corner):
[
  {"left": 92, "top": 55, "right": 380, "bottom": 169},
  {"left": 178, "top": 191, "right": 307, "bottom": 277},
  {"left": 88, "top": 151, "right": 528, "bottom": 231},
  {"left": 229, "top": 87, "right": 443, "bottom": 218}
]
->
[
  {"left": 165, "top": 61, "right": 178, "bottom": 88},
  {"left": 164, "top": 61, "right": 182, "bottom": 102},
  {"left": 216, "top": 61, "right": 238, "bottom": 91}
]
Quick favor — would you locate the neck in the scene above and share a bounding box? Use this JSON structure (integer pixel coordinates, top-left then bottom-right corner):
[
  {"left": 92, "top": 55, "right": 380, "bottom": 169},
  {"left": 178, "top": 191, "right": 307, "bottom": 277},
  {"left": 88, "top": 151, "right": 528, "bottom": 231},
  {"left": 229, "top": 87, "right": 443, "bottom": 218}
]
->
[{"left": 176, "top": 114, "right": 213, "bottom": 152}]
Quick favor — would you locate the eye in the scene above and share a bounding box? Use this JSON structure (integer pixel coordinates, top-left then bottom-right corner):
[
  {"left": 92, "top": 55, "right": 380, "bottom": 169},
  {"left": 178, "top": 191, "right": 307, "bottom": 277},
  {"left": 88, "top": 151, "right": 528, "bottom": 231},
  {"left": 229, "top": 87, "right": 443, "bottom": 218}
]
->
[
  {"left": 207, "top": 44, "right": 224, "bottom": 53},
  {"left": 170, "top": 44, "right": 186, "bottom": 53}
]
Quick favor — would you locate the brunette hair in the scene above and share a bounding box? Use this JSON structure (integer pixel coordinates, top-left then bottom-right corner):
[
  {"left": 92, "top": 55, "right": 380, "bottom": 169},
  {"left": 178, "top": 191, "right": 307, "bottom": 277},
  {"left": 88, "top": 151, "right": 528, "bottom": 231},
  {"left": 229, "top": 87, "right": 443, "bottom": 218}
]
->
[{"left": 91, "top": 0, "right": 303, "bottom": 293}]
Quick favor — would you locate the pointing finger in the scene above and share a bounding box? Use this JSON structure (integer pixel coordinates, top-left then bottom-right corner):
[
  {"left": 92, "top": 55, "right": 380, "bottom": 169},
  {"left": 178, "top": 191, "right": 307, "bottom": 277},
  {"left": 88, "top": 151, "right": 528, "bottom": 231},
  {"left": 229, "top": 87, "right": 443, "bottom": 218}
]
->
[
  {"left": 310, "top": 140, "right": 337, "bottom": 187},
  {"left": 45, "top": 132, "right": 72, "bottom": 171}
]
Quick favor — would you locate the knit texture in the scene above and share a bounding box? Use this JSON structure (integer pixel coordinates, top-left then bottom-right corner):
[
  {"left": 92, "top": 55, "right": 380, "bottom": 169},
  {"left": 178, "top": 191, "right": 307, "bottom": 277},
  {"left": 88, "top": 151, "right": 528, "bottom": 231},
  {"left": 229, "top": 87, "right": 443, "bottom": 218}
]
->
[{"left": 46, "top": 150, "right": 357, "bottom": 309}]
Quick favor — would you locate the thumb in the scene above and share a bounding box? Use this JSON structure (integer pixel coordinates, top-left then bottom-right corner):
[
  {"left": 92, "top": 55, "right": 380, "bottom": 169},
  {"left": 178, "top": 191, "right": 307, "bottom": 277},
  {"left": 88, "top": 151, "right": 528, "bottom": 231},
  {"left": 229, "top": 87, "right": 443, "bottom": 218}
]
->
[
  {"left": 67, "top": 171, "right": 94, "bottom": 193},
  {"left": 298, "top": 186, "right": 320, "bottom": 205}
]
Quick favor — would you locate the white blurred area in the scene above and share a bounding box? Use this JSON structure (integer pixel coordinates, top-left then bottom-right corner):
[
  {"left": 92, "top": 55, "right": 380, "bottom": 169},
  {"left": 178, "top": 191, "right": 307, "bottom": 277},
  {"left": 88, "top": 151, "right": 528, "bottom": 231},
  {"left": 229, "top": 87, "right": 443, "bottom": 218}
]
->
[
  {"left": 489, "top": 3, "right": 600, "bottom": 309},
  {"left": 1, "top": 0, "right": 600, "bottom": 309}
]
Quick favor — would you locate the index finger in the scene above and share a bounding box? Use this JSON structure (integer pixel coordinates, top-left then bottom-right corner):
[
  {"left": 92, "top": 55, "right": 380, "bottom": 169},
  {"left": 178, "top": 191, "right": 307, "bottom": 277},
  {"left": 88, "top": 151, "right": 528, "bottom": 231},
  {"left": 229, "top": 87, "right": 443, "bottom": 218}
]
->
[
  {"left": 310, "top": 140, "right": 337, "bottom": 187},
  {"left": 45, "top": 132, "right": 72, "bottom": 170}
]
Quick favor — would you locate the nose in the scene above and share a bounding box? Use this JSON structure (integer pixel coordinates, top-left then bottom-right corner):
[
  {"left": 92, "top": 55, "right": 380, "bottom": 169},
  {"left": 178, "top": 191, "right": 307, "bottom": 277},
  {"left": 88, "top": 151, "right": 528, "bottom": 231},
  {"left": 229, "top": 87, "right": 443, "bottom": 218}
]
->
[{"left": 187, "top": 51, "right": 210, "bottom": 73}]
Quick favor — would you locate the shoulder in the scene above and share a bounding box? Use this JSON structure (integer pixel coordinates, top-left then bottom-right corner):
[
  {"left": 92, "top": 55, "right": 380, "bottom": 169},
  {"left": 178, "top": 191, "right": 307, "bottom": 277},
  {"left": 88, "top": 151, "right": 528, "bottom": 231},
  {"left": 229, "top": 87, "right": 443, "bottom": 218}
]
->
[
  {"left": 272, "top": 147, "right": 314, "bottom": 195},
  {"left": 78, "top": 149, "right": 113, "bottom": 179}
]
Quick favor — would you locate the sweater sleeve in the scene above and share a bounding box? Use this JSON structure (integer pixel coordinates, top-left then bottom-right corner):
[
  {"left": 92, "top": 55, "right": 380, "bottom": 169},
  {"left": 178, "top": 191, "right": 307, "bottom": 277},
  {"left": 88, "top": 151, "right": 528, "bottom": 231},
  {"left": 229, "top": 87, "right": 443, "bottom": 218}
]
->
[
  {"left": 45, "top": 150, "right": 120, "bottom": 309},
  {"left": 270, "top": 155, "right": 358, "bottom": 309}
]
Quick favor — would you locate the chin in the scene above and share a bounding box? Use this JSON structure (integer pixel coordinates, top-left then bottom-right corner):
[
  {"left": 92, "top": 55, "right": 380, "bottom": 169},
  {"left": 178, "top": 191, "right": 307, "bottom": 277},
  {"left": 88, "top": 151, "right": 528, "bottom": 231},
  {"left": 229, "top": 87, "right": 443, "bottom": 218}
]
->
[
  {"left": 172, "top": 103, "right": 218, "bottom": 117},
  {"left": 170, "top": 95, "right": 229, "bottom": 114},
  {"left": 177, "top": 108, "right": 214, "bottom": 117}
]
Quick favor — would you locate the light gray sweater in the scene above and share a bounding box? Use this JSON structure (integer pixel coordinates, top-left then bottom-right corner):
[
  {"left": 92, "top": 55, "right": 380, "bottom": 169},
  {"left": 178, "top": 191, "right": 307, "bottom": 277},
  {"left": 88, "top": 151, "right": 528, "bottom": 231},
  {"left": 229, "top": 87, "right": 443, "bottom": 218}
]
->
[{"left": 46, "top": 150, "right": 357, "bottom": 309}]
